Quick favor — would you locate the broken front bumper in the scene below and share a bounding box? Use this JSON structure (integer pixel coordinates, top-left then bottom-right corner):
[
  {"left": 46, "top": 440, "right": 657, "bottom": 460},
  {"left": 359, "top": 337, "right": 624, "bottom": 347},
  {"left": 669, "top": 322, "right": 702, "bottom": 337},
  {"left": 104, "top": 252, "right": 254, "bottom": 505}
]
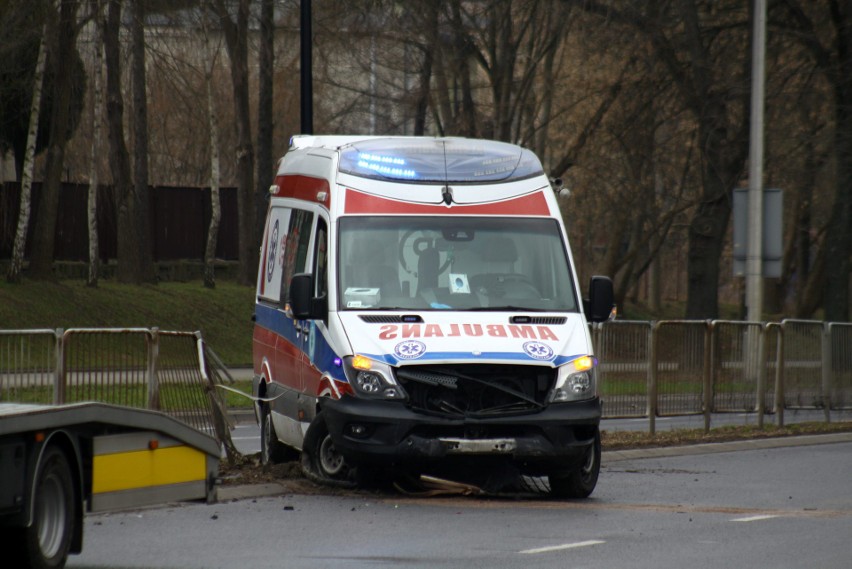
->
[{"left": 320, "top": 396, "right": 601, "bottom": 475}]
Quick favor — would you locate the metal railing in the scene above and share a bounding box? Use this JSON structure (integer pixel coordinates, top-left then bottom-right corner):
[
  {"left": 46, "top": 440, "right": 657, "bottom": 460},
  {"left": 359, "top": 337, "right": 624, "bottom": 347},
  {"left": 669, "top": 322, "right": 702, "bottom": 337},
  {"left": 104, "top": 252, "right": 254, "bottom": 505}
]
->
[
  {"left": 595, "top": 318, "right": 852, "bottom": 432},
  {"left": 0, "top": 328, "right": 237, "bottom": 459},
  {"left": 4, "top": 319, "right": 850, "bottom": 439}
]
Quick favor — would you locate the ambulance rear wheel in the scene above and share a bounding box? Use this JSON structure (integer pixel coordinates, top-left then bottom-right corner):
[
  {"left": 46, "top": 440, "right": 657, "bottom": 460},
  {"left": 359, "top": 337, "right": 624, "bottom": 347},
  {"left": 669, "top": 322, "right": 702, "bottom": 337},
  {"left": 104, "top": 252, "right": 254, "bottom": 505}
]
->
[
  {"left": 548, "top": 429, "right": 601, "bottom": 499},
  {"left": 260, "top": 403, "right": 293, "bottom": 465},
  {"left": 302, "top": 412, "right": 354, "bottom": 486}
]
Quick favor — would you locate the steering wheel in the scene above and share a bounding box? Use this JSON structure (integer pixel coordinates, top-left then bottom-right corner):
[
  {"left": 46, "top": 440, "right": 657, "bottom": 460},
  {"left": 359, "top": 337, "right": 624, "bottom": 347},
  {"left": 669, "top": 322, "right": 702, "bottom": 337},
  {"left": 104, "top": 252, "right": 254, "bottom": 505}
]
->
[{"left": 478, "top": 273, "right": 540, "bottom": 299}]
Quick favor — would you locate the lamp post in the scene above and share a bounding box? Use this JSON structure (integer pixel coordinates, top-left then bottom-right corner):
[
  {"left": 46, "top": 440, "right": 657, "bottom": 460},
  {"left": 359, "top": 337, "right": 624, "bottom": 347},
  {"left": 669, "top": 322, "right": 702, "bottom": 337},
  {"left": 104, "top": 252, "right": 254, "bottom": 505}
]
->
[
  {"left": 300, "top": 0, "right": 313, "bottom": 134},
  {"left": 746, "top": 0, "right": 766, "bottom": 323}
]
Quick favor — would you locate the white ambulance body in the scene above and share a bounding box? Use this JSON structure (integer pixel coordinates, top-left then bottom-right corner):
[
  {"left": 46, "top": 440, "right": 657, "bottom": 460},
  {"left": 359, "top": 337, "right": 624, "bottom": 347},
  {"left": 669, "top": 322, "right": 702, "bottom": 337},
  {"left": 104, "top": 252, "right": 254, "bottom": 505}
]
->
[{"left": 253, "top": 135, "right": 613, "bottom": 497}]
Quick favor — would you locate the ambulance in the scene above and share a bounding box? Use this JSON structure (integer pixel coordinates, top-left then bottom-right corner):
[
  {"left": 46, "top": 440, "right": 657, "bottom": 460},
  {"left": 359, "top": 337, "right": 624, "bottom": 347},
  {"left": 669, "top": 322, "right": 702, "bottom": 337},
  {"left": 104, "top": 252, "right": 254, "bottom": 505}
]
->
[{"left": 252, "top": 135, "right": 613, "bottom": 497}]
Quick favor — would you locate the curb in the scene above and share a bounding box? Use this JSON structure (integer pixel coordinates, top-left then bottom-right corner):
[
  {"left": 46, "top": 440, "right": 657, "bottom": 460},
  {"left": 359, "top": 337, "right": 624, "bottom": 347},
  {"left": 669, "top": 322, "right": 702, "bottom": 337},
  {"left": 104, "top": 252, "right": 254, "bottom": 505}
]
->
[
  {"left": 229, "top": 409, "right": 257, "bottom": 424},
  {"left": 602, "top": 431, "right": 852, "bottom": 463}
]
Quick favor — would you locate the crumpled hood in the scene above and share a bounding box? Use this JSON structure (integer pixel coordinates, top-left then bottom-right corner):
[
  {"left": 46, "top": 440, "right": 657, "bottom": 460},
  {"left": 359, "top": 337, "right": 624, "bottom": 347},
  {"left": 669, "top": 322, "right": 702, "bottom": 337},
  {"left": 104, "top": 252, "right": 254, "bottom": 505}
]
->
[{"left": 337, "top": 311, "right": 591, "bottom": 368}]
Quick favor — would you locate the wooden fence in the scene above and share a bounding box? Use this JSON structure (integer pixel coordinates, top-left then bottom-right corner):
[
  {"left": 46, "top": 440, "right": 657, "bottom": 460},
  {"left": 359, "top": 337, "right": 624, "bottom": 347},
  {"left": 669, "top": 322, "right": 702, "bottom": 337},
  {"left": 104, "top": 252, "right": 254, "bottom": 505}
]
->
[{"left": 0, "top": 181, "right": 239, "bottom": 262}]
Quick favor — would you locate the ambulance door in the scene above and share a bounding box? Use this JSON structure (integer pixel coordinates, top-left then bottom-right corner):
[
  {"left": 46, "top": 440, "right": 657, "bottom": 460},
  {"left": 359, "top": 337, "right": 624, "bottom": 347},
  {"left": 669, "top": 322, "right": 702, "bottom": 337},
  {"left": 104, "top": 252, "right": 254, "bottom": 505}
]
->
[
  {"left": 274, "top": 208, "right": 315, "bottom": 423},
  {"left": 299, "top": 217, "right": 328, "bottom": 403}
]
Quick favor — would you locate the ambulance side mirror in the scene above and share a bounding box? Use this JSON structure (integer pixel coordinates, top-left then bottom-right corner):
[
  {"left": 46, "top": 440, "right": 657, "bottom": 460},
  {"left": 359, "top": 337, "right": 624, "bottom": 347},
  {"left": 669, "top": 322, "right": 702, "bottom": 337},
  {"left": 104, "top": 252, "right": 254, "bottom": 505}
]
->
[
  {"left": 289, "top": 273, "right": 327, "bottom": 320},
  {"left": 585, "top": 275, "right": 615, "bottom": 323}
]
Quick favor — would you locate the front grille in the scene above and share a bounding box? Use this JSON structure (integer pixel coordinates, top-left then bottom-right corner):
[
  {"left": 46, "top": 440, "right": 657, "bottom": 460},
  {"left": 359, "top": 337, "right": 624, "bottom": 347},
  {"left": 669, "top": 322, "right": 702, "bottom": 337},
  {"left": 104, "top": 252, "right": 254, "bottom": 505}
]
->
[
  {"left": 509, "top": 316, "right": 567, "bottom": 325},
  {"left": 360, "top": 315, "right": 404, "bottom": 323},
  {"left": 395, "top": 364, "right": 555, "bottom": 418},
  {"left": 359, "top": 314, "right": 423, "bottom": 323}
]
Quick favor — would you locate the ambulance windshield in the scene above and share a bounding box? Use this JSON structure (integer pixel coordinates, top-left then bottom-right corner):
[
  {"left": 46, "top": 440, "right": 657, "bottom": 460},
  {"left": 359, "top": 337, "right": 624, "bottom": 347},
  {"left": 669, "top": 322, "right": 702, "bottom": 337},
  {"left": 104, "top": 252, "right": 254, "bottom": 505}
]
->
[
  {"left": 337, "top": 138, "right": 544, "bottom": 183},
  {"left": 338, "top": 217, "right": 578, "bottom": 312}
]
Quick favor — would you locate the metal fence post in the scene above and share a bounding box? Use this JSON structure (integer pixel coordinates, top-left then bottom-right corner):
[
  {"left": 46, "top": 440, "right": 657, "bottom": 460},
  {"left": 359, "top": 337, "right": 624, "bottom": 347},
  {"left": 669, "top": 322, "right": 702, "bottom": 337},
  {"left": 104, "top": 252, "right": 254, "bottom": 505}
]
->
[
  {"left": 822, "top": 322, "right": 831, "bottom": 423},
  {"left": 775, "top": 323, "right": 785, "bottom": 427},
  {"left": 147, "top": 327, "right": 160, "bottom": 410},
  {"left": 756, "top": 323, "right": 767, "bottom": 429},
  {"left": 703, "top": 320, "right": 712, "bottom": 433},
  {"left": 54, "top": 328, "right": 65, "bottom": 405},
  {"left": 195, "top": 332, "right": 239, "bottom": 462},
  {"left": 648, "top": 322, "right": 658, "bottom": 435}
]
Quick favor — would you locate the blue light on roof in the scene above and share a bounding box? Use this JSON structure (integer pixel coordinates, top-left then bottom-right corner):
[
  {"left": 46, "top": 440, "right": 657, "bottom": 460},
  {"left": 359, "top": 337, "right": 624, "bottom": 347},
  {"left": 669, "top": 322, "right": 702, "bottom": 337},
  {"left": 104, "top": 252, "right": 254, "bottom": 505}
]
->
[
  {"left": 356, "top": 159, "right": 417, "bottom": 179},
  {"left": 338, "top": 138, "right": 544, "bottom": 183},
  {"left": 359, "top": 153, "right": 406, "bottom": 166}
]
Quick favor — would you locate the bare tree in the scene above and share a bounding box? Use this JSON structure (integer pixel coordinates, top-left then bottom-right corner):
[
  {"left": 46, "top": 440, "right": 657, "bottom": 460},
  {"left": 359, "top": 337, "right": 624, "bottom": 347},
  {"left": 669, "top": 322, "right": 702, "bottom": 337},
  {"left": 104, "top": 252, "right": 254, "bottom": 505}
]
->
[
  {"left": 201, "top": 1, "right": 221, "bottom": 289},
  {"left": 7, "top": 17, "right": 49, "bottom": 284},
  {"left": 87, "top": 0, "right": 106, "bottom": 287},
  {"left": 130, "top": 0, "right": 156, "bottom": 283},
  {"left": 255, "top": 0, "right": 274, "bottom": 246},
  {"left": 776, "top": 1, "right": 852, "bottom": 322},
  {"left": 103, "top": 0, "right": 139, "bottom": 283},
  {"left": 210, "top": 0, "right": 256, "bottom": 286},
  {"left": 568, "top": 0, "right": 752, "bottom": 319},
  {"left": 29, "top": 0, "right": 84, "bottom": 280}
]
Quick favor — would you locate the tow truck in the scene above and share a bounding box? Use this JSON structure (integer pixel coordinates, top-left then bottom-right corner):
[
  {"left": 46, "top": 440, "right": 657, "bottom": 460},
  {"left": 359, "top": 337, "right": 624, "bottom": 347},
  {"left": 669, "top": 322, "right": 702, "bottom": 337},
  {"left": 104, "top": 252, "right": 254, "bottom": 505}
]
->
[{"left": 0, "top": 402, "right": 220, "bottom": 569}]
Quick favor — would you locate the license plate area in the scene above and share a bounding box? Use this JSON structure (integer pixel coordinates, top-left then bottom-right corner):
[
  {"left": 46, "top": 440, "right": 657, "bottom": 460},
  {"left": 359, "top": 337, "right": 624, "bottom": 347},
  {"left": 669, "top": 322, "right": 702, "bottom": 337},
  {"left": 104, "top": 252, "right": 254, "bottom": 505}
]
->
[{"left": 439, "top": 438, "right": 517, "bottom": 454}]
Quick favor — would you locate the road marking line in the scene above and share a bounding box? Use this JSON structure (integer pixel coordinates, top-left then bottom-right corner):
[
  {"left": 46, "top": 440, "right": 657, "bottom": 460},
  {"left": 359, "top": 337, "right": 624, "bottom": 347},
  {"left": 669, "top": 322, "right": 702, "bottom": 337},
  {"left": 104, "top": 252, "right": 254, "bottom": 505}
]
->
[
  {"left": 520, "top": 540, "right": 605, "bottom": 554},
  {"left": 731, "top": 515, "right": 780, "bottom": 522}
]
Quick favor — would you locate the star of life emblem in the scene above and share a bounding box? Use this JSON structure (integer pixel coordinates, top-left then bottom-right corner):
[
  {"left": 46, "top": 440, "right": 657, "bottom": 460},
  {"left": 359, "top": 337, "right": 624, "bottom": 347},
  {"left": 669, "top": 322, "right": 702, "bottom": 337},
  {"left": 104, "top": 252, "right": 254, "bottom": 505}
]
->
[
  {"left": 266, "top": 220, "right": 279, "bottom": 282},
  {"left": 523, "top": 341, "right": 554, "bottom": 360},
  {"left": 394, "top": 340, "right": 426, "bottom": 360}
]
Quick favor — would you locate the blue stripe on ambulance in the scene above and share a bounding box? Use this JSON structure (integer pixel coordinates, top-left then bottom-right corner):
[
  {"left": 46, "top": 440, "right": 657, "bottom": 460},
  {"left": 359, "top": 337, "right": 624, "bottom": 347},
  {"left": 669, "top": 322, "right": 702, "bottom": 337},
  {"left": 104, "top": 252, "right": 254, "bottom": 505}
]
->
[{"left": 255, "top": 303, "right": 347, "bottom": 382}]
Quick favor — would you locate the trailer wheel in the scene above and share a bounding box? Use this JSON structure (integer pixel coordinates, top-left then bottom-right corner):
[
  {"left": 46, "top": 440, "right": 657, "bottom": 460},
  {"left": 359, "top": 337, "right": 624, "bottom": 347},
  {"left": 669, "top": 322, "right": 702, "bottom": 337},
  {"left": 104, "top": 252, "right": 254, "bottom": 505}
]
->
[
  {"left": 260, "top": 403, "right": 294, "bottom": 465},
  {"left": 12, "top": 446, "right": 76, "bottom": 569},
  {"left": 548, "top": 429, "right": 601, "bottom": 499}
]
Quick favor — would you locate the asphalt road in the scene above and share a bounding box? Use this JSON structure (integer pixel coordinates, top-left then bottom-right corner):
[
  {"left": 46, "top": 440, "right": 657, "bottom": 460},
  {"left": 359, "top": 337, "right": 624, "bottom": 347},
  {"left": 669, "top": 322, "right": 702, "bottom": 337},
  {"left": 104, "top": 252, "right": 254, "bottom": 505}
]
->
[{"left": 68, "top": 437, "right": 852, "bottom": 569}]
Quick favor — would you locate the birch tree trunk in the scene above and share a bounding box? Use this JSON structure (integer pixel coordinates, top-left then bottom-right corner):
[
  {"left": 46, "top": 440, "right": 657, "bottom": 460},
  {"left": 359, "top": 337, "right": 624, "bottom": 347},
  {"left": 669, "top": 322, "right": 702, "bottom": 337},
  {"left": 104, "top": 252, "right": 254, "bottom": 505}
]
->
[
  {"left": 87, "top": 0, "right": 105, "bottom": 287},
  {"left": 7, "top": 23, "right": 48, "bottom": 284},
  {"left": 29, "top": 0, "right": 82, "bottom": 280},
  {"left": 202, "top": 4, "right": 221, "bottom": 289}
]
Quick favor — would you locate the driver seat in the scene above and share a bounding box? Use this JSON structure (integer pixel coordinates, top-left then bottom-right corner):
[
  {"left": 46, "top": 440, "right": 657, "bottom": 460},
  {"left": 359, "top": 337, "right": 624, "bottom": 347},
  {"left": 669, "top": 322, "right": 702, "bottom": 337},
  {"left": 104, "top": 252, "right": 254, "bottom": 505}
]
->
[
  {"left": 415, "top": 243, "right": 440, "bottom": 297},
  {"left": 348, "top": 238, "right": 402, "bottom": 299}
]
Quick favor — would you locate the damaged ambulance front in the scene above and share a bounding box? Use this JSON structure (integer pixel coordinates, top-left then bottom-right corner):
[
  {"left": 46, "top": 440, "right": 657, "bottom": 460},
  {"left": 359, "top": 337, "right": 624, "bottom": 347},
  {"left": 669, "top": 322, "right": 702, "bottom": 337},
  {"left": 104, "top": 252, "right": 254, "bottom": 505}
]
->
[{"left": 290, "top": 137, "right": 613, "bottom": 498}]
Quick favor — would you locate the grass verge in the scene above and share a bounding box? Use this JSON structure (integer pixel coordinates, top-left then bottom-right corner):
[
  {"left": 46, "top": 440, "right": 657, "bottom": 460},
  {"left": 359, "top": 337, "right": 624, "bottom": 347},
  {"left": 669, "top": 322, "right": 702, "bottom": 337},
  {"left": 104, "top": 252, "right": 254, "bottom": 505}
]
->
[{"left": 0, "top": 278, "right": 255, "bottom": 365}]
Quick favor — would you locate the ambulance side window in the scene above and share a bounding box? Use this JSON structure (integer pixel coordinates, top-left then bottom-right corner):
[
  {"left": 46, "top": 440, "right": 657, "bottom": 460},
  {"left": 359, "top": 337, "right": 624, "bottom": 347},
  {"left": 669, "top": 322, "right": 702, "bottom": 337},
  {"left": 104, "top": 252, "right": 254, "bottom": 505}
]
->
[
  {"left": 279, "top": 209, "right": 314, "bottom": 306},
  {"left": 313, "top": 219, "right": 328, "bottom": 299},
  {"left": 257, "top": 207, "right": 290, "bottom": 304}
]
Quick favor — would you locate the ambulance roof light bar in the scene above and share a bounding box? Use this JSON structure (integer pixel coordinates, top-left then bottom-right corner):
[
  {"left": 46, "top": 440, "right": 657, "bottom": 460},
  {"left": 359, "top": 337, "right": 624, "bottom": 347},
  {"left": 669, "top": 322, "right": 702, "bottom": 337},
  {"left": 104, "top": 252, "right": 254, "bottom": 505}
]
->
[{"left": 336, "top": 137, "right": 544, "bottom": 184}]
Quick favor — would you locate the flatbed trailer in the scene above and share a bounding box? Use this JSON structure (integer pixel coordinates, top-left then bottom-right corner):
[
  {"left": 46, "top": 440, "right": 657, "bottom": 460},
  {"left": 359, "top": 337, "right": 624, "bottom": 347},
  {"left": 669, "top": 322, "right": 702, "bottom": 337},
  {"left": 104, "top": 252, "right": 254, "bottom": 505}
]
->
[{"left": 0, "top": 402, "right": 220, "bottom": 569}]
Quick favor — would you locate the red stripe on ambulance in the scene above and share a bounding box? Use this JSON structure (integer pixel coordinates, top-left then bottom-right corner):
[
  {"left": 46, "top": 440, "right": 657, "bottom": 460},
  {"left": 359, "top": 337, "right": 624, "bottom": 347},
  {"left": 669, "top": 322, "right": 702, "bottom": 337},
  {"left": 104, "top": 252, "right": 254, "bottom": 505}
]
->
[
  {"left": 343, "top": 188, "right": 549, "bottom": 215},
  {"left": 273, "top": 174, "right": 331, "bottom": 207}
]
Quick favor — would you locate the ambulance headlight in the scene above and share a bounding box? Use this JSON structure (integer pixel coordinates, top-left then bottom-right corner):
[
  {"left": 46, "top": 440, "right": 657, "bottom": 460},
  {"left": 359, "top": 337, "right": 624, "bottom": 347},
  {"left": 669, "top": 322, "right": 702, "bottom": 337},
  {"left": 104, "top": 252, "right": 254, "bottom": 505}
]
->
[
  {"left": 548, "top": 356, "right": 597, "bottom": 403},
  {"left": 343, "top": 355, "right": 407, "bottom": 400}
]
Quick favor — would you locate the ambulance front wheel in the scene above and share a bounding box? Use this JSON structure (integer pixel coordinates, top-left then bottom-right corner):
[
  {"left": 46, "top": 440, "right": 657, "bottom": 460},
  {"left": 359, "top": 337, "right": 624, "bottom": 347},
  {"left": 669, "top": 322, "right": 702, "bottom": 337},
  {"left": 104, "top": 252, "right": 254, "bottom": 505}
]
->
[
  {"left": 301, "top": 412, "right": 355, "bottom": 486},
  {"left": 548, "top": 429, "right": 601, "bottom": 499}
]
